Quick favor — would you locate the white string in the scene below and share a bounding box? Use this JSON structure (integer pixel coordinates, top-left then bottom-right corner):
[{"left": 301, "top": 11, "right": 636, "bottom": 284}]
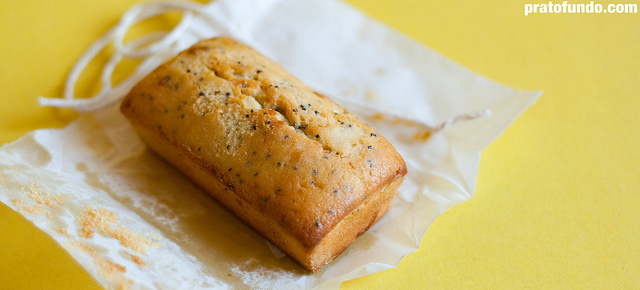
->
[
  {"left": 38, "top": 1, "right": 209, "bottom": 112},
  {"left": 38, "top": 0, "right": 491, "bottom": 132}
]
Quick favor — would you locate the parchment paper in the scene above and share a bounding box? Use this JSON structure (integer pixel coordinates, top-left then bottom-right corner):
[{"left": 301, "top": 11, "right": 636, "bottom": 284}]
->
[{"left": 0, "top": 0, "right": 541, "bottom": 288}]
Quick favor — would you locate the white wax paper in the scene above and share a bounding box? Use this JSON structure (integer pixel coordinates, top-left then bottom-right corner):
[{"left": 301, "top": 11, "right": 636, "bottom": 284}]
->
[{"left": 0, "top": 0, "right": 541, "bottom": 289}]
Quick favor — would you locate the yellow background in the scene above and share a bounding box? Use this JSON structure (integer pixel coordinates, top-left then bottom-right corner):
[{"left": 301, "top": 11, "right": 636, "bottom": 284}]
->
[{"left": 1, "top": 0, "right": 638, "bottom": 288}]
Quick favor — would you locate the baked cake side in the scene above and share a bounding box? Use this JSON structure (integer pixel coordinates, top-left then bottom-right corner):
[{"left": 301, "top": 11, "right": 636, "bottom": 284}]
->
[{"left": 121, "top": 37, "right": 407, "bottom": 271}]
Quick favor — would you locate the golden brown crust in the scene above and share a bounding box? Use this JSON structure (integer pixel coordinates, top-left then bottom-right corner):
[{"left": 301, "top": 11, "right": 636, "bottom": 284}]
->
[{"left": 120, "top": 37, "right": 407, "bottom": 271}]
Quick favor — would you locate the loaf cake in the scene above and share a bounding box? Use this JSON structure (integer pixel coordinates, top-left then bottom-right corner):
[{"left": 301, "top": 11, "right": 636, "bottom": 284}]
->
[{"left": 120, "top": 37, "right": 407, "bottom": 272}]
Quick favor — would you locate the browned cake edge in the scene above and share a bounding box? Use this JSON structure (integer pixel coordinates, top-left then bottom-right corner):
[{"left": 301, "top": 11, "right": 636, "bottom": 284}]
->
[
  {"left": 124, "top": 116, "right": 404, "bottom": 271},
  {"left": 306, "top": 174, "right": 403, "bottom": 271}
]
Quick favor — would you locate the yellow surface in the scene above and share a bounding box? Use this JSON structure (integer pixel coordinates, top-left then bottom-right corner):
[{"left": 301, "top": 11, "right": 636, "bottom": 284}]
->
[{"left": 0, "top": 0, "right": 638, "bottom": 288}]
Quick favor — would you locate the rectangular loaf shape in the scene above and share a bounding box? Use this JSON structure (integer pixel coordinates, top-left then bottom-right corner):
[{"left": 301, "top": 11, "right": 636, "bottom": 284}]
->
[{"left": 120, "top": 37, "right": 407, "bottom": 271}]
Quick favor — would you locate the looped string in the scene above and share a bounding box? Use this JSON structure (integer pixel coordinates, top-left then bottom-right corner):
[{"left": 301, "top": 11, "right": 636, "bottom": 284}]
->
[
  {"left": 38, "top": 0, "right": 491, "bottom": 133},
  {"left": 38, "top": 1, "right": 209, "bottom": 112}
]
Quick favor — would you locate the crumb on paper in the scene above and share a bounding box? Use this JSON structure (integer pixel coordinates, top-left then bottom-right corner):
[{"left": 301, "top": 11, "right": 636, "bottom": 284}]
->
[
  {"left": 372, "top": 113, "right": 386, "bottom": 121},
  {"left": 0, "top": 172, "right": 4, "bottom": 182},
  {"left": 366, "top": 89, "right": 381, "bottom": 101},
  {"left": 412, "top": 131, "right": 432, "bottom": 143},
  {"left": 126, "top": 252, "right": 147, "bottom": 266},
  {"left": 12, "top": 182, "right": 68, "bottom": 215},
  {"left": 392, "top": 118, "right": 420, "bottom": 126},
  {"left": 12, "top": 199, "right": 25, "bottom": 208},
  {"left": 369, "top": 113, "right": 433, "bottom": 143},
  {"left": 25, "top": 181, "right": 67, "bottom": 209},
  {"left": 78, "top": 206, "right": 160, "bottom": 254},
  {"left": 73, "top": 241, "right": 132, "bottom": 290},
  {"left": 12, "top": 199, "right": 45, "bottom": 215},
  {"left": 78, "top": 206, "right": 117, "bottom": 239},
  {"left": 54, "top": 227, "right": 72, "bottom": 239},
  {"left": 20, "top": 205, "right": 45, "bottom": 215},
  {"left": 372, "top": 114, "right": 424, "bottom": 126}
]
